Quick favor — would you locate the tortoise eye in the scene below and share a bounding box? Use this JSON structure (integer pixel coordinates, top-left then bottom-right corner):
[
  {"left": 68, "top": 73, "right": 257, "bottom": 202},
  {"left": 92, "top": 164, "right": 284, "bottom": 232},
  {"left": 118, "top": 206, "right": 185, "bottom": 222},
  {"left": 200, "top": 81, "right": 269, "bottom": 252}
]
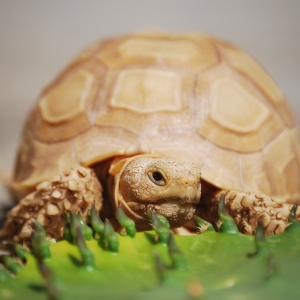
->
[
  {"left": 148, "top": 171, "right": 166, "bottom": 186},
  {"left": 153, "top": 171, "right": 163, "bottom": 182}
]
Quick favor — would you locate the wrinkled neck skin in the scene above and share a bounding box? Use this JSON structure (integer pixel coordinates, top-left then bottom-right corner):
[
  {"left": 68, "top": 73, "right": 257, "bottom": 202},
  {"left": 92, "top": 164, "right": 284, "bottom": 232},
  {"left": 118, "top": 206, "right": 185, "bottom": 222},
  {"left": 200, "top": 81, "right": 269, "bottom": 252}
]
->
[{"left": 107, "top": 155, "right": 202, "bottom": 231}]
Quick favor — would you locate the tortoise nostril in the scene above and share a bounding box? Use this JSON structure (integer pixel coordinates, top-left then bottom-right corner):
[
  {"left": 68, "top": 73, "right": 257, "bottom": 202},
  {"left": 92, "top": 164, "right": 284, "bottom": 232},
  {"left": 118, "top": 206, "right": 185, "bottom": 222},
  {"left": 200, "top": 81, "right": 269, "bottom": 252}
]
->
[{"left": 180, "top": 177, "right": 196, "bottom": 186}]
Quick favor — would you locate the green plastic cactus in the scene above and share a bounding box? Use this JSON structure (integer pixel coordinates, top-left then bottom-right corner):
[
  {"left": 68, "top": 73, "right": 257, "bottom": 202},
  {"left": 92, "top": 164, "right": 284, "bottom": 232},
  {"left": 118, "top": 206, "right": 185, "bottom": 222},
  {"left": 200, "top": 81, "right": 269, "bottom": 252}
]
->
[{"left": 1, "top": 206, "right": 300, "bottom": 300}]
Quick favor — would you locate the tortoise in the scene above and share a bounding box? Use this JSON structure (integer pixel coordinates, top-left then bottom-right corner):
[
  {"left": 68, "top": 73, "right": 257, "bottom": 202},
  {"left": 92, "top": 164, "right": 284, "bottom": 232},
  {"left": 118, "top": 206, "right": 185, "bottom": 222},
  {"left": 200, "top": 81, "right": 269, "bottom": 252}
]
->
[{"left": 1, "top": 31, "right": 300, "bottom": 245}]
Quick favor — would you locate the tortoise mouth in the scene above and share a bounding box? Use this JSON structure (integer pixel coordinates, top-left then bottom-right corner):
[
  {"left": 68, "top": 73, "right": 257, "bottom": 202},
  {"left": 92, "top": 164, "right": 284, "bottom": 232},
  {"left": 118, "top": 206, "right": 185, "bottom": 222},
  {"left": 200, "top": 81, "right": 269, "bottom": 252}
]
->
[{"left": 127, "top": 199, "right": 196, "bottom": 228}]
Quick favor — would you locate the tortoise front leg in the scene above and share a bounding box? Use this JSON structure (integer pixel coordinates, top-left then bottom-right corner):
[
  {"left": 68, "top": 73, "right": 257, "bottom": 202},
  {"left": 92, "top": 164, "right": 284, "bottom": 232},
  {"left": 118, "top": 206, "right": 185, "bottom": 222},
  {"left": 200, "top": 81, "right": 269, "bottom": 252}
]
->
[
  {"left": 198, "top": 190, "right": 297, "bottom": 235},
  {"left": 0, "top": 167, "right": 103, "bottom": 247}
]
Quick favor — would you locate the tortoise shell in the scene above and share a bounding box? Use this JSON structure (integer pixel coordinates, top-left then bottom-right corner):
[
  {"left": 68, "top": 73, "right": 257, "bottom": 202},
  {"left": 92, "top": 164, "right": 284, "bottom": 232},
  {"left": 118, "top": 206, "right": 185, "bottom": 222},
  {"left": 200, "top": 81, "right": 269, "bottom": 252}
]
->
[{"left": 13, "top": 32, "right": 300, "bottom": 203}]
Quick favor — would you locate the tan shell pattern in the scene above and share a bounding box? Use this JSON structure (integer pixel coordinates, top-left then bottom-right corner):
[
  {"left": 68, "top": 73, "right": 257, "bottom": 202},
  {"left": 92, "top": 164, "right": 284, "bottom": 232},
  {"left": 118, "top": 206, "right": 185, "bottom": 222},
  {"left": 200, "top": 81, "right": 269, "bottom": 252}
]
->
[{"left": 13, "top": 32, "right": 300, "bottom": 203}]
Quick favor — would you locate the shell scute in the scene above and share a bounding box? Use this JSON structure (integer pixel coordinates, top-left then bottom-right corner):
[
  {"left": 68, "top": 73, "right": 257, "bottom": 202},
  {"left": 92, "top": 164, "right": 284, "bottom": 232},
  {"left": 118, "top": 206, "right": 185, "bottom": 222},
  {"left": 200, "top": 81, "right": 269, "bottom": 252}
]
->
[
  {"left": 97, "top": 33, "right": 219, "bottom": 71},
  {"left": 195, "top": 62, "right": 286, "bottom": 153},
  {"left": 217, "top": 43, "right": 296, "bottom": 127},
  {"left": 209, "top": 77, "right": 269, "bottom": 133},
  {"left": 13, "top": 130, "right": 78, "bottom": 198},
  {"left": 109, "top": 69, "right": 182, "bottom": 113},
  {"left": 95, "top": 70, "right": 194, "bottom": 135},
  {"left": 239, "top": 152, "right": 272, "bottom": 196},
  {"left": 263, "top": 130, "right": 300, "bottom": 201},
  {"left": 73, "top": 126, "right": 138, "bottom": 166},
  {"left": 29, "top": 61, "right": 106, "bottom": 143}
]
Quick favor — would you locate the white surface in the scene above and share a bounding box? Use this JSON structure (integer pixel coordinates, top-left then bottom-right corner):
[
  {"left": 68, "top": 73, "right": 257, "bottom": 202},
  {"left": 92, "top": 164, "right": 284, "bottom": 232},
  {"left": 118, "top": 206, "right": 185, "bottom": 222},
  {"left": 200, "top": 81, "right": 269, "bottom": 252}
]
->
[{"left": 0, "top": 0, "right": 299, "bottom": 209}]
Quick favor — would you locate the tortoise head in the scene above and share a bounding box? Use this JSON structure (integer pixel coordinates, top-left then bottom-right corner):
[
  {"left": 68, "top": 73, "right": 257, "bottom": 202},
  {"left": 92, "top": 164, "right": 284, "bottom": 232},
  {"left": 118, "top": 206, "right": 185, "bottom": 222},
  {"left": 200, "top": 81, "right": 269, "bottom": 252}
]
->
[{"left": 110, "top": 155, "right": 201, "bottom": 230}]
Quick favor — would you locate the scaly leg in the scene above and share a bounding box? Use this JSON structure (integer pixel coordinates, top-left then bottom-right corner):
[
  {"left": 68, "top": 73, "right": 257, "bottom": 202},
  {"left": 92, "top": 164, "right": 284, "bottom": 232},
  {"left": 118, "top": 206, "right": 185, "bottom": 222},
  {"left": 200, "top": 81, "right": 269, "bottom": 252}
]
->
[
  {"left": 0, "top": 167, "right": 103, "bottom": 247},
  {"left": 197, "top": 190, "right": 298, "bottom": 235}
]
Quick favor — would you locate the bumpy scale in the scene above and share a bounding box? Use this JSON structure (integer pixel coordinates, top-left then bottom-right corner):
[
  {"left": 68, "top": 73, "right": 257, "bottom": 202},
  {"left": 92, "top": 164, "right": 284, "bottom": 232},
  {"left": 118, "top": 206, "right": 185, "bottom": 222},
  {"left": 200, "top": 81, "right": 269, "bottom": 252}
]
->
[
  {"left": 198, "top": 190, "right": 296, "bottom": 235},
  {"left": 1, "top": 167, "right": 102, "bottom": 246}
]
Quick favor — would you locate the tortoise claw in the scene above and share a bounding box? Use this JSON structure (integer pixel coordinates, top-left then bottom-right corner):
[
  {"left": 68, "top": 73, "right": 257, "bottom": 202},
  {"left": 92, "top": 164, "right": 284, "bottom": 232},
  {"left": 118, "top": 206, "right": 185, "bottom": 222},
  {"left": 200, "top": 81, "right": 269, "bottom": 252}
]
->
[{"left": 194, "top": 215, "right": 214, "bottom": 233}]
